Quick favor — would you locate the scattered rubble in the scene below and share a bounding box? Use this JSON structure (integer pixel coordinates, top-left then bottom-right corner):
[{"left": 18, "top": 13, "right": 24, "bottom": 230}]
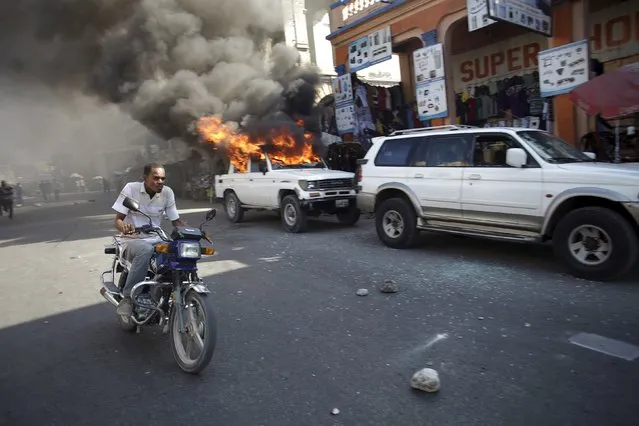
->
[
  {"left": 356, "top": 288, "right": 369, "bottom": 296},
  {"left": 410, "top": 368, "right": 440, "bottom": 393},
  {"left": 379, "top": 279, "right": 398, "bottom": 293}
]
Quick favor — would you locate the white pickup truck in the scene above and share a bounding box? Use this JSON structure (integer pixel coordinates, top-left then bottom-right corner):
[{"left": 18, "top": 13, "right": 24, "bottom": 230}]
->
[{"left": 215, "top": 152, "right": 360, "bottom": 232}]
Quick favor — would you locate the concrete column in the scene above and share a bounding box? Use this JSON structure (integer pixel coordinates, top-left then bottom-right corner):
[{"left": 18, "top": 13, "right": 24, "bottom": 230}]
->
[
  {"left": 399, "top": 52, "right": 415, "bottom": 103},
  {"left": 573, "top": 0, "right": 590, "bottom": 146}
]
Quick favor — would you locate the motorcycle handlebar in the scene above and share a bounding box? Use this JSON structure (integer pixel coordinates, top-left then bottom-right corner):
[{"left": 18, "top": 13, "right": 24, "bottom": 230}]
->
[{"left": 132, "top": 226, "right": 171, "bottom": 241}]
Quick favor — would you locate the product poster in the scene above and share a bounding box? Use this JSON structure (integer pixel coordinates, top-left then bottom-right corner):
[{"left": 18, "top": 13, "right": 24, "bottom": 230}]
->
[
  {"left": 368, "top": 26, "right": 393, "bottom": 66},
  {"left": 416, "top": 78, "right": 448, "bottom": 120},
  {"left": 348, "top": 27, "right": 393, "bottom": 73},
  {"left": 467, "top": 0, "right": 496, "bottom": 31},
  {"left": 335, "top": 102, "right": 355, "bottom": 135},
  {"left": 348, "top": 36, "right": 370, "bottom": 73},
  {"left": 332, "top": 73, "right": 353, "bottom": 104},
  {"left": 487, "top": 0, "right": 552, "bottom": 36},
  {"left": 538, "top": 39, "right": 589, "bottom": 97},
  {"left": 413, "top": 44, "right": 445, "bottom": 84}
]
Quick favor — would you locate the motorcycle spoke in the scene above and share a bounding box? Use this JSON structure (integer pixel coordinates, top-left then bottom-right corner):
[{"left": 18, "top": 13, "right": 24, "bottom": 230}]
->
[
  {"left": 185, "top": 336, "right": 193, "bottom": 359},
  {"left": 188, "top": 307, "right": 205, "bottom": 351}
]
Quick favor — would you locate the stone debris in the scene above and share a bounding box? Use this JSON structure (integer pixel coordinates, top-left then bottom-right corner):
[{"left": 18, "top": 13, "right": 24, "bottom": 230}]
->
[
  {"left": 410, "top": 368, "right": 440, "bottom": 393},
  {"left": 356, "top": 288, "right": 369, "bottom": 296},
  {"left": 379, "top": 279, "right": 398, "bottom": 293},
  {"left": 331, "top": 408, "right": 340, "bottom": 415}
]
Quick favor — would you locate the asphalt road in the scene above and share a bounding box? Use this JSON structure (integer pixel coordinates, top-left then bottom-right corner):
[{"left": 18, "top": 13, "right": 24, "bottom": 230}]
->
[{"left": 1, "top": 192, "right": 638, "bottom": 426}]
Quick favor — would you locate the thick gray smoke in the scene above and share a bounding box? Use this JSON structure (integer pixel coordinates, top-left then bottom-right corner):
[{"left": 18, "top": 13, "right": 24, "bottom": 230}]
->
[{"left": 0, "top": 0, "right": 320, "bottom": 144}]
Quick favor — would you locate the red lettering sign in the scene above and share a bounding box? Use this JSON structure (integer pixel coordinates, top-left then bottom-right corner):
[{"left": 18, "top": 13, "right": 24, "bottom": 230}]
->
[
  {"left": 460, "top": 43, "right": 540, "bottom": 83},
  {"left": 590, "top": 11, "right": 639, "bottom": 52}
]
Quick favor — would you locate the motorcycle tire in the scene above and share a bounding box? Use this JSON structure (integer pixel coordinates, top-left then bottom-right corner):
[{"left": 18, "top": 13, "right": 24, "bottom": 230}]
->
[{"left": 169, "top": 290, "right": 217, "bottom": 374}]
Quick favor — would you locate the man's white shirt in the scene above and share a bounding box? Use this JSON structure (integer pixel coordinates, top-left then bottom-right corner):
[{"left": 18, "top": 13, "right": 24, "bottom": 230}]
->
[{"left": 112, "top": 182, "right": 180, "bottom": 237}]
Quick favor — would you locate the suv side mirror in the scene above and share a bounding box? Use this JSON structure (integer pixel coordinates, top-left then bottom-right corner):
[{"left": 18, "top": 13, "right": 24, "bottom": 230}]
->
[
  {"left": 122, "top": 196, "right": 140, "bottom": 212},
  {"left": 258, "top": 161, "right": 268, "bottom": 174},
  {"left": 506, "top": 148, "right": 527, "bottom": 168}
]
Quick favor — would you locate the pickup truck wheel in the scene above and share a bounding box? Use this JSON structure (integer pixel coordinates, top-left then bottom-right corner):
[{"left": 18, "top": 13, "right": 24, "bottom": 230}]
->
[
  {"left": 337, "top": 206, "right": 360, "bottom": 226},
  {"left": 281, "top": 195, "right": 307, "bottom": 233},
  {"left": 375, "top": 198, "right": 419, "bottom": 249},
  {"left": 553, "top": 207, "right": 639, "bottom": 281},
  {"left": 224, "top": 192, "right": 244, "bottom": 223}
]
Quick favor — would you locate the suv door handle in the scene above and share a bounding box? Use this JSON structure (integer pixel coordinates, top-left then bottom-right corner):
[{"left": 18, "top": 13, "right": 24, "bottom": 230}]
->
[
  {"left": 468, "top": 174, "right": 481, "bottom": 180},
  {"left": 414, "top": 173, "right": 424, "bottom": 178}
]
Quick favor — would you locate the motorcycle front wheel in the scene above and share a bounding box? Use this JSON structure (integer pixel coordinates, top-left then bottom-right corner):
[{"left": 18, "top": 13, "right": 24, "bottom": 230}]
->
[{"left": 169, "top": 290, "right": 217, "bottom": 374}]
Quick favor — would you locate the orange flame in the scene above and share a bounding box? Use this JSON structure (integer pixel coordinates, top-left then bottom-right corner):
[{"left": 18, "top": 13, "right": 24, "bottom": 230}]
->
[{"left": 196, "top": 116, "right": 320, "bottom": 173}]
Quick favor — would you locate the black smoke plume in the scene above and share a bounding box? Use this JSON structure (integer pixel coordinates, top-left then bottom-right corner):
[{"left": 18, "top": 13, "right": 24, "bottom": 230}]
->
[{"left": 0, "top": 0, "right": 320, "bottom": 144}]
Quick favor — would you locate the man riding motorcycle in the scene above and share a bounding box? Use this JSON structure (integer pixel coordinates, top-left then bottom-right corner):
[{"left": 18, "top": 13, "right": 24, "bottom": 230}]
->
[
  {"left": 0, "top": 181, "right": 14, "bottom": 218},
  {"left": 112, "top": 163, "right": 186, "bottom": 317}
]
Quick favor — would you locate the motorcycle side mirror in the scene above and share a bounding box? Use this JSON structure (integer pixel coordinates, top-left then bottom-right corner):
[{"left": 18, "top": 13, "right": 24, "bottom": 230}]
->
[
  {"left": 123, "top": 196, "right": 140, "bottom": 212},
  {"left": 205, "top": 208, "right": 217, "bottom": 221}
]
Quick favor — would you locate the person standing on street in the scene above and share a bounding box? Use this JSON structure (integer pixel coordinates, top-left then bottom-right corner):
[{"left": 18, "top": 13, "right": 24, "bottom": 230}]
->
[{"left": 111, "top": 163, "right": 186, "bottom": 317}]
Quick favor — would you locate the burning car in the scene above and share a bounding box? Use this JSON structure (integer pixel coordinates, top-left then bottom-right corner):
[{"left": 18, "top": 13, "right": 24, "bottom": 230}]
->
[{"left": 198, "top": 116, "right": 360, "bottom": 233}]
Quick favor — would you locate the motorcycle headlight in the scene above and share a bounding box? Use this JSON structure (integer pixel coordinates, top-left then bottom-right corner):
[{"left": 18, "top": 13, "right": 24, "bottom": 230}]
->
[{"left": 178, "top": 242, "right": 201, "bottom": 259}]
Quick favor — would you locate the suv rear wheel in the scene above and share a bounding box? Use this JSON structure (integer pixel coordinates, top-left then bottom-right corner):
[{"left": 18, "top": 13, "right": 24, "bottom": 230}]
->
[
  {"left": 553, "top": 206, "right": 639, "bottom": 281},
  {"left": 224, "top": 192, "right": 244, "bottom": 223},
  {"left": 375, "top": 198, "right": 419, "bottom": 248}
]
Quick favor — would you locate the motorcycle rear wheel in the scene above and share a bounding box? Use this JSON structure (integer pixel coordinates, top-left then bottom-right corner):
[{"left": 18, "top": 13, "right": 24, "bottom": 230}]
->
[{"left": 169, "top": 291, "right": 217, "bottom": 374}]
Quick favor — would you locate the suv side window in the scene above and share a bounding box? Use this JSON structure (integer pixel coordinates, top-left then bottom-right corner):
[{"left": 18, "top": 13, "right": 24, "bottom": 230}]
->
[
  {"left": 412, "top": 135, "right": 472, "bottom": 167},
  {"left": 472, "top": 134, "right": 539, "bottom": 167},
  {"left": 374, "top": 138, "right": 416, "bottom": 167}
]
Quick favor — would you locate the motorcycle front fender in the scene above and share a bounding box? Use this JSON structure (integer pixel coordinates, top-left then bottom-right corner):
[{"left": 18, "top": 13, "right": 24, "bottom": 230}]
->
[{"left": 187, "top": 283, "right": 210, "bottom": 294}]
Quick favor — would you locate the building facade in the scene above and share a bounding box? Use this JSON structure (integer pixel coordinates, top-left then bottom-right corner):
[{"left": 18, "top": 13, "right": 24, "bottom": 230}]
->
[{"left": 326, "top": 0, "right": 638, "bottom": 145}]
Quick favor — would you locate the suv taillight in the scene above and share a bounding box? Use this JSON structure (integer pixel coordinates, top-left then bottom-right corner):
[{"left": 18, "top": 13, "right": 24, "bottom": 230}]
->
[{"left": 356, "top": 166, "right": 362, "bottom": 182}]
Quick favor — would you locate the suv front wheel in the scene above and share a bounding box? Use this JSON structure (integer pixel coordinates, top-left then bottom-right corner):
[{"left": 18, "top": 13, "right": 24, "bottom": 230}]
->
[
  {"left": 281, "top": 195, "right": 308, "bottom": 233},
  {"left": 553, "top": 206, "right": 639, "bottom": 281},
  {"left": 375, "top": 198, "right": 419, "bottom": 248}
]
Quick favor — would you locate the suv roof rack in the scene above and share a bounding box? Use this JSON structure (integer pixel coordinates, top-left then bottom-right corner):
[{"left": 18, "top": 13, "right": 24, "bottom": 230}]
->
[{"left": 389, "top": 125, "right": 478, "bottom": 136}]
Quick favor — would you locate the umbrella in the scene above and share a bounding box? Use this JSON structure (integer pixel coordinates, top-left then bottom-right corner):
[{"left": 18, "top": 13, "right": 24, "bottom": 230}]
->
[{"left": 570, "top": 62, "right": 639, "bottom": 120}]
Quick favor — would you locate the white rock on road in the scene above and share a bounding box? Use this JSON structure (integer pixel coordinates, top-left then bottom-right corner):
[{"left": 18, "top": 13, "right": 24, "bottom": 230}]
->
[
  {"left": 410, "top": 368, "right": 441, "bottom": 393},
  {"left": 356, "top": 288, "right": 369, "bottom": 296}
]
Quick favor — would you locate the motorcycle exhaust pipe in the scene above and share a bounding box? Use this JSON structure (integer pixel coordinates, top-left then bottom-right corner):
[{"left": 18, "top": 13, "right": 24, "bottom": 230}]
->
[{"left": 100, "top": 287, "right": 120, "bottom": 307}]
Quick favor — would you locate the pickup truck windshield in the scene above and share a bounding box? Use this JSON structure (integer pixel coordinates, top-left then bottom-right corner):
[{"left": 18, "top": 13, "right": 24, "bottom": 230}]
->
[{"left": 517, "top": 130, "right": 595, "bottom": 164}]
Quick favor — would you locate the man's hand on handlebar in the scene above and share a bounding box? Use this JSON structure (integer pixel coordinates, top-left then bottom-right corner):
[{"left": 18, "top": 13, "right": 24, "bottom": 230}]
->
[{"left": 121, "top": 223, "right": 135, "bottom": 234}]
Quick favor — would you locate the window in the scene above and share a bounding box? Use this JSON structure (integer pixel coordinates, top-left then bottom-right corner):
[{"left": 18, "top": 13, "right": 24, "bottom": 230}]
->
[
  {"left": 414, "top": 135, "right": 472, "bottom": 167},
  {"left": 472, "top": 134, "right": 539, "bottom": 167},
  {"left": 517, "top": 130, "right": 594, "bottom": 164},
  {"left": 374, "top": 138, "right": 416, "bottom": 167},
  {"left": 249, "top": 154, "right": 264, "bottom": 173}
]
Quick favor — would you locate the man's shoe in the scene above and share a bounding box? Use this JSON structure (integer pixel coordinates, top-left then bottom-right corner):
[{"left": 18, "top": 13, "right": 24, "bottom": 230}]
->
[{"left": 117, "top": 298, "right": 133, "bottom": 316}]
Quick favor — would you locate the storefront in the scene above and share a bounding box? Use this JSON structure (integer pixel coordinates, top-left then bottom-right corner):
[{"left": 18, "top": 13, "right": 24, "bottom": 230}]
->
[
  {"left": 580, "top": 0, "right": 639, "bottom": 160},
  {"left": 327, "top": 0, "right": 637, "bottom": 151},
  {"left": 448, "top": 21, "right": 550, "bottom": 129}
]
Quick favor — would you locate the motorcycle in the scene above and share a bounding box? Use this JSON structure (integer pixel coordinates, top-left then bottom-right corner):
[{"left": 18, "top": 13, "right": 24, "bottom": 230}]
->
[{"left": 99, "top": 196, "right": 218, "bottom": 374}]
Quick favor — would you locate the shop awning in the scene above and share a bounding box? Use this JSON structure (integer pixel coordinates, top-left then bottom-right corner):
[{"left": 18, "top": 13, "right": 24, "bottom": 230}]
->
[{"left": 570, "top": 62, "right": 639, "bottom": 120}]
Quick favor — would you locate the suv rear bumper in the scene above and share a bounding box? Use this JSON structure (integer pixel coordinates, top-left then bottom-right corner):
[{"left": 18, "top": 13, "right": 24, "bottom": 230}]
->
[
  {"left": 623, "top": 202, "right": 639, "bottom": 226},
  {"left": 357, "top": 192, "right": 375, "bottom": 214}
]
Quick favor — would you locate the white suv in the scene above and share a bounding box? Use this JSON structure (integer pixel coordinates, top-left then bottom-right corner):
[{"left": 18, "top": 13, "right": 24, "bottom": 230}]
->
[{"left": 356, "top": 125, "right": 639, "bottom": 281}]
